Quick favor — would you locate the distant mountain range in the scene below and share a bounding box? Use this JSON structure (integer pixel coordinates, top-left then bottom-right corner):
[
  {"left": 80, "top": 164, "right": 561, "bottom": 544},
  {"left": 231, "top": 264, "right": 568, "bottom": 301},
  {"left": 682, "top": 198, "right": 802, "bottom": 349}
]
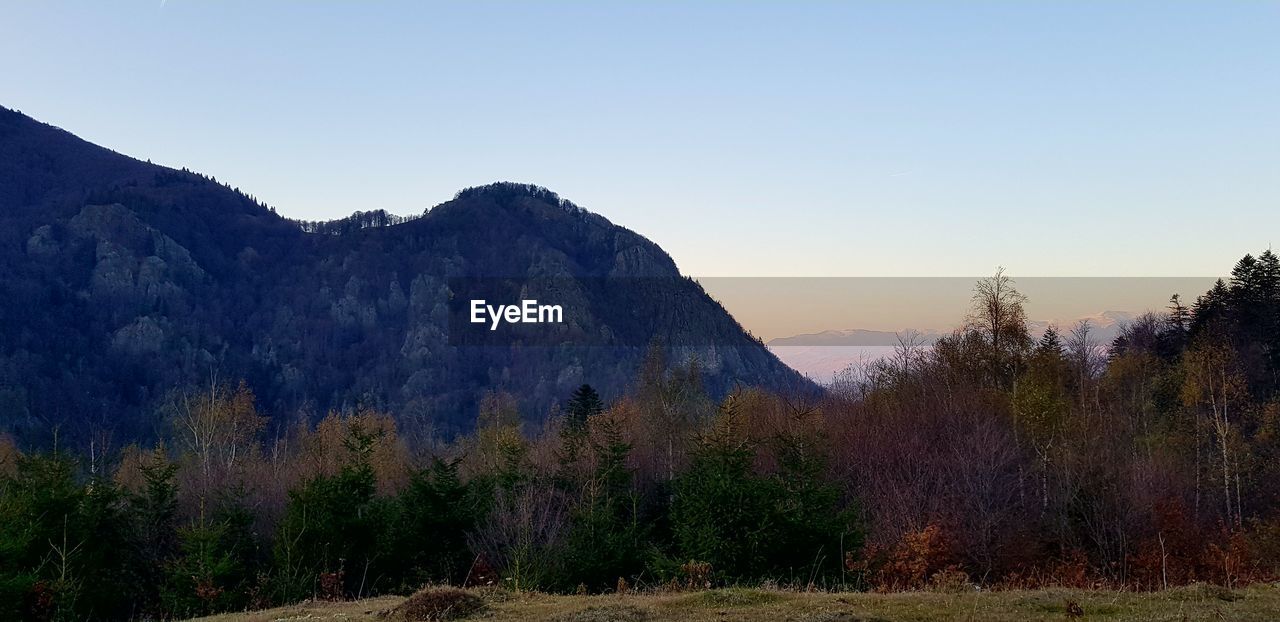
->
[
  {"left": 768, "top": 329, "right": 948, "bottom": 347},
  {"left": 768, "top": 311, "right": 1139, "bottom": 382},
  {"left": 768, "top": 310, "right": 1137, "bottom": 347},
  {"left": 0, "top": 106, "right": 807, "bottom": 445}
]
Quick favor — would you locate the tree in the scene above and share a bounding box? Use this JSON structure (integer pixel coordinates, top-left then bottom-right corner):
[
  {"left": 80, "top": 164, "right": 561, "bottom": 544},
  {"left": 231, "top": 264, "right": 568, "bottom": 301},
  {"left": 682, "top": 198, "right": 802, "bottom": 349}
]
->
[
  {"left": 1168, "top": 294, "right": 1191, "bottom": 334},
  {"left": 473, "top": 391, "right": 528, "bottom": 490},
  {"left": 0, "top": 451, "right": 141, "bottom": 620},
  {"left": 1037, "top": 325, "right": 1064, "bottom": 358},
  {"left": 966, "top": 268, "right": 1032, "bottom": 388},
  {"left": 273, "top": 420, "right": 387, "bottom": 601},
  {"left": 383, "top": 459, "right": 480, "bottom": 590},
  {"left": 168, "top": 381, "right": 265, "bottom": 506},
  {"left": 1181, "top": 338, "right": 1248, "bottom": 527},
  {"left": 668, "top": 397, "right": 855, "bottom": 584},
  {"left": 636, "top": 344, "right": 711, "bottom": 486},
  {"left": 557, "top": 411, "right": 648, "bottom": 591},
  {"left": 0, "top": 451, "right": 81, "bottom": 619},
  {"left": 128, "top": 447, "right": 179, "bottom": 614},
  {"left": 556, "top": 385, "right": 605, "bottom": 484},
  {"left": 1191, "top": 279, "right": 1231, "bottom": 335},
  {"left": 1158, "top": 294, "right": 1193, "bottom": 356},
  {"left": 564, "top": 385, "right": 604, "bottom": 432},
  {"left": 163, "top": 503, "right": 259, "bottom": 617}
]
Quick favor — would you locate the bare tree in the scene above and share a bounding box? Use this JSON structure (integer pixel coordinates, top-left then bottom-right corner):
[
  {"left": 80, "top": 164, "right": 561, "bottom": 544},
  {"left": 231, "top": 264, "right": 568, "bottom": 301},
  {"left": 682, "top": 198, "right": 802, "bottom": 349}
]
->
[
  {"left": 1181, "top": 340, "right": 1247, "bottom": 528},
  {"left": 168, "top": 380, "right": 266, "bottom": 511},
  {"left": 466, "top": 485, "right": 569, "bottom": 592},
  {"left": 966, "top": 268, "right": 1031, "bottom": 387}
]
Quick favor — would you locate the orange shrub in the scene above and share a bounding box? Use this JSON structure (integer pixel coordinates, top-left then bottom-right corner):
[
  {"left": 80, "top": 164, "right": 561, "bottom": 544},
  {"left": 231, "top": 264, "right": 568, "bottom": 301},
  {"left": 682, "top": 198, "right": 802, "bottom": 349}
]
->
[{"left": 853, "top": 523, "right": 960, "bottom": 591}]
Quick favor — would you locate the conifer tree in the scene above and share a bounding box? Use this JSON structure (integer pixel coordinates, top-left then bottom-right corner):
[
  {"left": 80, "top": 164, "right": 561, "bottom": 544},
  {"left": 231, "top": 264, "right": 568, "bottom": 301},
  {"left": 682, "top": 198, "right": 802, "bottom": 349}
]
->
[
  {"left": 1036, "top": 325, "right": 1064, "bottom": 357},
  {"left": 565, "top": 384, "right": 604, "bottom": 432},
  {"left": 384, "top": 459, "right": 478, "bottom": 589},
  {"left": 1167, "top": 294, "right": 1191, "bottom": 334},
  {"left": 1191, "top": 279, "right": 1231, "bottom": 334},
  {"left": 558, "top": 413, "right": 647, "bottom": 591}
]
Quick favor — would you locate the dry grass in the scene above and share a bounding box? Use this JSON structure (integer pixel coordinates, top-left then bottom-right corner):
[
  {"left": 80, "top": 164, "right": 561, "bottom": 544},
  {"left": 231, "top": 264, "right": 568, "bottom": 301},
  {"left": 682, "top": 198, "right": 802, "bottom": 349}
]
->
[
  {"left": 189, "top": 583, "right": 1280, "bottom": 622},
  {"left": 386, "top": 586, "right": 487, "bottom": 621}
]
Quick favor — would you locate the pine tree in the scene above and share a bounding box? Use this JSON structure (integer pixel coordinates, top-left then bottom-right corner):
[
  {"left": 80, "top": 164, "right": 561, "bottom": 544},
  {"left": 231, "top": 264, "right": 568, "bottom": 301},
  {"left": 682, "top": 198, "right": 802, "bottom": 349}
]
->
[
  {"left": 1167, "top": 294, "right": 1191, "bottom": 334},
  {"left": 272, "top": 421, "right": 386, "bottom": 601},
  {"left": 565, "top": 385, "right": 604, "bottom": 431},
  {"left": 667, "top": 397, "right": 854, "bottom": 584},
  {"left": 1036, "top": 325, "right": 1064, "bottom": 357},
  {"left": 131, "top": 449, "right": 179, "bottom": 612},
  {"left": 557, "top": 414, "right": 647, "bottom": 591},
  {"left": 383, "top": 459, "right": 479, "bottom": 590},
  {"left": 164, "top": 503, "right": 258, "bottom": 617},
  {"left": 1191, "top": 279, "right": 1231, "bottom": 335},
  {"left": 1256, "top": 249, "right": 1280, "bottom": 301}
]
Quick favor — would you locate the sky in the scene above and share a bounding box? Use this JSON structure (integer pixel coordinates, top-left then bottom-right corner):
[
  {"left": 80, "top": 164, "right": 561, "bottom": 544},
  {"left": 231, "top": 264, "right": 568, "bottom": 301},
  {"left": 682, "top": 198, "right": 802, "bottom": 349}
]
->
[
  {"left": 1, "top": 1, "right": 1277, "bottom": 278},
  {"left": 701, "top": 277, "right": 1219, "bottom": 338}
]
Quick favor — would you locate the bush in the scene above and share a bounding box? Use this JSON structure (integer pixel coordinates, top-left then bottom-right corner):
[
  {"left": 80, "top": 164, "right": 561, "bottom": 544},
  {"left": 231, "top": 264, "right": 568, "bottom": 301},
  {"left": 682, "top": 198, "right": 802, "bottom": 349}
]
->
[{"left": 853, "top": 524, "right": 960, "bottom": 592}]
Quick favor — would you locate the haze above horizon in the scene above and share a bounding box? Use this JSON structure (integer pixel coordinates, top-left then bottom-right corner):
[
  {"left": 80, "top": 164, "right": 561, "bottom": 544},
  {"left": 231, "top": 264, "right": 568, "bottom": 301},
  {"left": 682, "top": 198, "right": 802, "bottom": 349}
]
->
[{"left": 2, "top": 1, "right": 1276, "bottom": 277}]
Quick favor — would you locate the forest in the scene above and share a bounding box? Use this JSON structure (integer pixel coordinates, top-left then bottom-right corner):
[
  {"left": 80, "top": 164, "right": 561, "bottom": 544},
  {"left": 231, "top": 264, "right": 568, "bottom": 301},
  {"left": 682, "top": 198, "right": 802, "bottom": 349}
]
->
[{"left": 3, "top": 250, "right": 1280, "bottom": 621}]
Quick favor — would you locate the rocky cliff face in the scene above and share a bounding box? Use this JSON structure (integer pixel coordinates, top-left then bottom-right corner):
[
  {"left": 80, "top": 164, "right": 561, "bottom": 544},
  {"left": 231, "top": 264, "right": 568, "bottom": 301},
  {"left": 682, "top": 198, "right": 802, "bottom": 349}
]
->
[{"left": 0, "top": 107, "right": 809, "bottom": 445}]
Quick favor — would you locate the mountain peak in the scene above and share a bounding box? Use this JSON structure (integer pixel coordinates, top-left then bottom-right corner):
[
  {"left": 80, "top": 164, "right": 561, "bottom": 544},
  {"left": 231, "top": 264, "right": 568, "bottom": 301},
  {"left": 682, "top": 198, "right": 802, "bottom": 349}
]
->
[
  {"left": 450, "top": 181, "right": 593, "bottom": 220},
  {"left": 0, "top": 109, "right": 807, "bottom": 445}
]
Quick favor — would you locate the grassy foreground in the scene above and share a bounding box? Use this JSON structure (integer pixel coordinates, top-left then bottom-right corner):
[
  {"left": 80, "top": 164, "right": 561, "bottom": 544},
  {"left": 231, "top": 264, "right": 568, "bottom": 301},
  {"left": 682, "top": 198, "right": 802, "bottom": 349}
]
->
[{"left": 190, "top": 584, "right": 1280, "bottom": 621}]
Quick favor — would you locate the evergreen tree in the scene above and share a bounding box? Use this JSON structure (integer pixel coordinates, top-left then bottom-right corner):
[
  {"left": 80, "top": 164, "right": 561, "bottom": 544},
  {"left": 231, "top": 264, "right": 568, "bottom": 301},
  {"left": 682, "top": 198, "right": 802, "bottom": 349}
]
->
[
  {"left": 1255, "top": 249, "right": 1280, "bottom": 381},
  {"left": 163, "top": 502, "right": 259, "bottom": 617},
  {"left": 382, "top": 459, "right": 479, "bottom": 590},
  {"left": 0, "top": 452, "right": 81, "bottom": 620},
  {"left": 667, "top": 399, "right": 855, "bottom": 584},
  {"left": 272, "top": 422, "right": 387, "bottom": 601},
  {"left": 75, "top": 473, "right": 142, "bottom": 618},
  {"left": 0, "top": 452, "right": 142, "bottom": 620},
  {"left": 1167, "top": 294, "right": 1191, "bottom": 334},
  {"left": 1036, "top": 325, "right": 1064, "bottom": 358},
  {"left": 1191, "top": 279, "right": 1231, "bottom": 334},
  {"left": 564, "top": 384, "right": 604, "bottom": 432},
  {"left": 557, "top": 414, "right": 648, "bottom": 591},
  {"left": 131, "top": 448, "right": 179, "bottom": 613}
]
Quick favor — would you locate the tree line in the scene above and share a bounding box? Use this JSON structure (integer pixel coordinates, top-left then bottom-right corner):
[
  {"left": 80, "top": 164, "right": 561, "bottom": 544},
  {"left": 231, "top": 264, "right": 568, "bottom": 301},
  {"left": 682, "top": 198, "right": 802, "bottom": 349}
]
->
[
  {"left": 289, "top": 209, "right": 422, "bottom": 235},
  {"left": 4, "top": 251, "right": 1280, "bottom": 620}
]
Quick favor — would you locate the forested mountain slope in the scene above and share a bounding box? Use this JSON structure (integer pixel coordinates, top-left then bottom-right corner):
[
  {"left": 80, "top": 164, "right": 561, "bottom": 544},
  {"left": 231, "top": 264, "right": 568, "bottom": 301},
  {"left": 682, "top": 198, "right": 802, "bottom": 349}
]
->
[{"left": 0, "top": 106, "right": 807, "bottom": 444}]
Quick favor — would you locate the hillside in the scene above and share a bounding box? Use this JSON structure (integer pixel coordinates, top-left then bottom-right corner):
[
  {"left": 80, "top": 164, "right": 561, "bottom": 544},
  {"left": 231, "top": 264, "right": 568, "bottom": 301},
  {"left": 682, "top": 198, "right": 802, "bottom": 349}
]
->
[{"left": 0, "top": 106, "right": 808, "bottom": 444}]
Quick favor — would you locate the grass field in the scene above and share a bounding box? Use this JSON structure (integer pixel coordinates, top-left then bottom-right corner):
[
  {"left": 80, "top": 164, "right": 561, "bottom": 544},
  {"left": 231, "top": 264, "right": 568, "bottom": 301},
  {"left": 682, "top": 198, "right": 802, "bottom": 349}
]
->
[{"left": 191, "top": 583, "right": 1280, "bottom": 621}]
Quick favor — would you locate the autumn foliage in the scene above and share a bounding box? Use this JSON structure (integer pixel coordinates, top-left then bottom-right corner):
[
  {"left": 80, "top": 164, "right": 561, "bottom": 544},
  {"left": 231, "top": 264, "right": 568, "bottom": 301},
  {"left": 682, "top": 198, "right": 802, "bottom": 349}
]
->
[{"left": 4, "top": 253, "right": 1280, "bottom": 620}]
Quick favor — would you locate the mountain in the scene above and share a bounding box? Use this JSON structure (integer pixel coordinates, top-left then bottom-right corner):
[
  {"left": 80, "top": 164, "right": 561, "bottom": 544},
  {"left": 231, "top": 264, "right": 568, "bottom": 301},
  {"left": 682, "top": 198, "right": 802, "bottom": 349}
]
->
[
  {"left": 767, "top": 329, "right": 947, "bottom": 347},
  {"left": 768, "top": 312, "right": 1139, "bottom": 382},
  {"left": 768, "top": 312, "right": 1135, "bottom": 348},
  {"left": 1025, "top": 310, "right": 1135, "bottom": 344},
  {"left": 0, "top": 106, "right": 808, "bottom": 445}
]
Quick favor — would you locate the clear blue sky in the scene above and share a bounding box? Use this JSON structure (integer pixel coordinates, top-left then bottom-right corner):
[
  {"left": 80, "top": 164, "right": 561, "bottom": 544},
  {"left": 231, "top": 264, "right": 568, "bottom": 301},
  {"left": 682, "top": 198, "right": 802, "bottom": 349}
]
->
[{"left": 2, "top": 1, "right": 1276, "bottom": 277}]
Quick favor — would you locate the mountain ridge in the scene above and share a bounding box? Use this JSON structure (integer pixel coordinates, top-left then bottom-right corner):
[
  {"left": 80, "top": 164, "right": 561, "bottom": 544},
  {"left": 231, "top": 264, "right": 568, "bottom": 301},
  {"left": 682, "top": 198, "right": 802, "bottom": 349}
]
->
[{"left": 0, "top": 107, "right": 808, "bottom": 445}]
